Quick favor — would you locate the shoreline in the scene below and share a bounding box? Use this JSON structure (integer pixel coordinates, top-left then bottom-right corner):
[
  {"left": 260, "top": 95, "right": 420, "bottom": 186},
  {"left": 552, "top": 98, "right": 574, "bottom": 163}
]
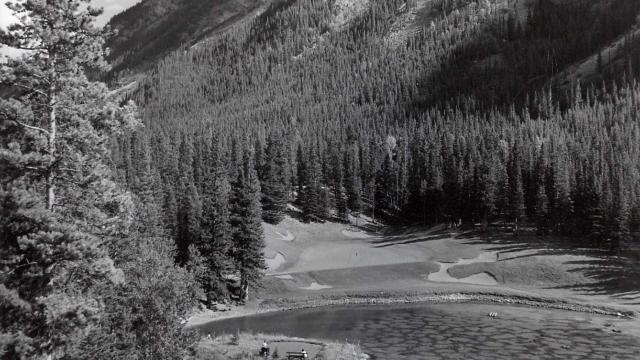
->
[
  {"left": 187, "top": 289, "right": 636, "bottom": 328},
  {"left": 197, "top": 332, "right": 368, "bottom": 360}
]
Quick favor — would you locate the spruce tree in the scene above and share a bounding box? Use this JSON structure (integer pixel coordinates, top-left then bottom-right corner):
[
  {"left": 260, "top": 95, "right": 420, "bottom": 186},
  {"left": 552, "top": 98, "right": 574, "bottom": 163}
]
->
[
  {"left": 534, "top": 151, "right": 549, "bottom": 237},
  {"left": 477, "top": 159, "right": 498, "bottom": 227},
  {"left": 199, "top": 147, "right": 233, "bottom": 302},
  {"left": 344, "top": 144, "right": 363, "bottom": 216},
  {"left": 331, "top": 151, "right": 348, "bottom": 221},
  {"left": 551, "top": 154, "right": 573, "bottom": 234},
  {"left": 261, "top": 134, "right": 289, "bottom": 224},
  {"left": 536, "top": 179, "right": 550, "bottom": 237},
  {"left": 175, "top": 180, "right": 202, "bottom": 265},
  {"left": 509, "top": 159, "right": 526, "bottom": 234},
  {"left": 610, "top": 175, "right": 630, "bottom": 253},
  {"left": 230, "top": 147, "right": 266, "bottom": 302},
  {"left": 175, "top": 136, "right": 202, "bottom": 265},
  {"left": 299, "top": 149, "right": 326, "bottom": 221}
]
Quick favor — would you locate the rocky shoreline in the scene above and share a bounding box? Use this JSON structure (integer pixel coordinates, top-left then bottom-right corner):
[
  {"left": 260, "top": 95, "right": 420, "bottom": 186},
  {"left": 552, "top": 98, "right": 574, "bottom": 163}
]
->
[{"left": 187, "top": 289, "right": 636, "bottom": 327}]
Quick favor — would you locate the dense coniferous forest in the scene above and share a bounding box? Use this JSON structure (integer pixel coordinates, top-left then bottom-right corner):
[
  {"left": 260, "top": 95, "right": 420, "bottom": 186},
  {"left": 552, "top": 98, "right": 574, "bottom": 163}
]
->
[
  {"left": 105, "top": 0, "right": 640, "bottom": 305},
  {"left": 105, "top": 0, "right": 264, "bottom": 77},
  {"left": 4, "top": 0, "right": 640, "bottom": 357}
]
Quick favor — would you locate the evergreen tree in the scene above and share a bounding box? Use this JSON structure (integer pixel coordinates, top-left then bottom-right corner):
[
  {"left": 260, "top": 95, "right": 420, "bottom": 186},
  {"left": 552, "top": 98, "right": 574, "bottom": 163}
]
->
[
  {"left": 344, "top": 144, "right": 363, "bottom": 216},
  {"left": 509, "top": 155, "right": 526, "bottom": 233},
  {"left": 230, "top": 147, "right": 266, "bottom": 302},
  {"left": 175, "top": 180, "right": 202, "bottom": 265},
  {"left": 477, "top": 159, "right": 498, "bottom": 227},
  {"left": 74, "top": 235, "right": 202, "bottom": 360},
  {"left": 331, "top": 150, "right": 348, "bottom": 221},
  {"left": 261, "top": 134, "right": 289, "bottom": 224},
  {"left": 0, "top": 1, "right": 139, "bottom": 357},
  {"left": 610, "top": 175, "right": 630, "bottom": 253},
  {"left": 376, "top": 153, "right": 399, "bottom": 219},
  {"left": 130, "top": 134, "right": 164, "bottom": 237},
  {"left": 175, "top": 136, "right": 202, "bottom": 265},
  {"left": 534, "top": 151, "right": 550, "bottom": 236},
  {"left": 551, "top": 154, "right": 573, "bottom": 234},
  {"left": 536, "top": 178, "right": 550, "bottom": 237},
  {"left": 299, "top": 149, "right": 326, "bottom": 221},
  {"left": 199, "top": 147, "right": 233, "bottom": 302}
]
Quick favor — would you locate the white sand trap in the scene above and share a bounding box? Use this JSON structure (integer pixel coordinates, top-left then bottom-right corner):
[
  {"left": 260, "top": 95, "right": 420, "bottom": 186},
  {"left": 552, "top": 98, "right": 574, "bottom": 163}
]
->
[
  {"left": 300, "top": 282, "right": 332, "bottom": 290},
  {"left": 341, "top": 229, "right": 373, "bottom": 239},
  {"left": 274, "top": 274, "right": 294, "bottom": 280},
  {"left": 428, "top": 252, "right": 498, "bottom": 286},
  {"left": 266, "top": 252, "right": 286, "bottom": 272},
  {"left": 276, "top": 230, "right": 295, "bottom": 241}
]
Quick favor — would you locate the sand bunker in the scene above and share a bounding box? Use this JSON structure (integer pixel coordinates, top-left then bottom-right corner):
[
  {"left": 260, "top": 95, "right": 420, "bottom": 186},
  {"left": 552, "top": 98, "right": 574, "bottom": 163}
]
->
[
  {"left": 266, "top": 252, "right": 286, "bottom": 272},
  {"left": 275, "top": 274, "right": 295, "bottom": 280},
  {"left": 276, "top": 230, "right": 295, "bottom": 241},
  {"left": 300, "top": 282, "right": 333, "bottom": 290},
  {"left": 342, "top": 229, "right": 373, "bottom": 239},
  {"left": 428, "top": 252, "right": 498, "bottom": 286}
]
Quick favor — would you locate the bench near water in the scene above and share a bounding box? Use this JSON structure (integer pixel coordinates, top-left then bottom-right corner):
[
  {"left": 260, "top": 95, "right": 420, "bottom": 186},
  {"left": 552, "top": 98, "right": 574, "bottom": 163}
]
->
[{"left": 286, "top": 351, "right": 307, "bottom": 359}]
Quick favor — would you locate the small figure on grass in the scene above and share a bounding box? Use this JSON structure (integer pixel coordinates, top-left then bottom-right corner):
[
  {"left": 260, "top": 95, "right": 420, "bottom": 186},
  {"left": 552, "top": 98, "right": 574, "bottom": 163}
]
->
[
  {"left": 260, "top": 340, "right": 270, "bottom": 357},
  {"left": 230, "top": 330, "right": 240, "bottom": 345}
]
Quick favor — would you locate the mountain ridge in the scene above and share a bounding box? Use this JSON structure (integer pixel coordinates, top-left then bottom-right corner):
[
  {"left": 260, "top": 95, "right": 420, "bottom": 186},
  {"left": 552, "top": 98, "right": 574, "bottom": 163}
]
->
[
  {"left": 105, "top": 0, "right": 265, "bottom": 80},
  {"left": 106, "top": 0, "right": 640, "bottom": 91}
]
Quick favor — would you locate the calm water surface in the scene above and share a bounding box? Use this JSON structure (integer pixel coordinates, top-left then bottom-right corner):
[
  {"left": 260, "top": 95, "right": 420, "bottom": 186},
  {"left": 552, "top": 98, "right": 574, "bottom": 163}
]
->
[{"left": 196, "top": 303, "right": 640, "bottom": 359}]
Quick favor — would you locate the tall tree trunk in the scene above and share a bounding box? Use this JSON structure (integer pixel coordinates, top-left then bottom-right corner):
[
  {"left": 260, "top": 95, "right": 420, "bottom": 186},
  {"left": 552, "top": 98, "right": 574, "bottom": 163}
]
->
[
  {"left": 47, "top": 89, "right": 56, "bottom": 211},
  {"left": 240, "top": 273, "right": 249, "bottom": 302}
]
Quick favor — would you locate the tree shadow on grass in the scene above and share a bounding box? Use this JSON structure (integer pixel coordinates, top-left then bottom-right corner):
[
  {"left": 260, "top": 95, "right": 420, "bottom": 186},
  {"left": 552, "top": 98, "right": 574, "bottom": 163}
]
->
[
  {"left": 458, "top": 225, "right": 605, "bottom": 259},
  {"left": 551, "top": 258, "right": 640, "bottom": 304},
  {"left": 371, "top": 233, "right": 453, "bottom": 248},
  {"left": 369, "top": 225, "right": 454, "bottom": 248},
  {"left": 456, "top": 225, "right": 640, "bottom": 300}
]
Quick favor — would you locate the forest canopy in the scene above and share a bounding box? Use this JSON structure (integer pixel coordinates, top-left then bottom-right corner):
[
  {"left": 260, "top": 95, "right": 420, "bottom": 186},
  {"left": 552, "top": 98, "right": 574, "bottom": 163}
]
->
[{"left": 115, "top": 0, "right": 640, "bottom": 271}]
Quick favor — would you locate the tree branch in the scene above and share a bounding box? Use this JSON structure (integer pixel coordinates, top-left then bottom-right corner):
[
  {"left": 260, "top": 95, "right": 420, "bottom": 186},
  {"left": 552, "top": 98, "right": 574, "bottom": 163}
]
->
[
  {"left": 11, "top": 83, "right": 50, "bottom": 99},
  {"left": 7, "top": 260, "right": 38, "bottom": 275},
  {"left": 10, "top": 118, "right": 50, "bottom": 135},
  {"left": 8, "top": 44, "right": 46, "bottom": 51}
]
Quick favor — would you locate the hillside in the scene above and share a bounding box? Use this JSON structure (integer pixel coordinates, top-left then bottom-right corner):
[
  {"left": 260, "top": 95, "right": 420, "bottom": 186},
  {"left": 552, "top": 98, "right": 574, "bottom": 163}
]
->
[
  {"left": 105, "top": 0, "right": 265, "bottom": 79},
  {"left": 107, "top": 0, "right": 640, "bottom": 307},
  {"left": 5, "top": 1, "right": 640, "bottom": 358},
  {"left": 105, "top": 0, "right": 640, "bottom": 86}
]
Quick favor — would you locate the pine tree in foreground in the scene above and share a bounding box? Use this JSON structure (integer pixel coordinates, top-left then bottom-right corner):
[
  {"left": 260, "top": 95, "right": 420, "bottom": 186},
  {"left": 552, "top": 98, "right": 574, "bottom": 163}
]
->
[{"left": 0, "top": 0, "right": 139, "bottom": 358}]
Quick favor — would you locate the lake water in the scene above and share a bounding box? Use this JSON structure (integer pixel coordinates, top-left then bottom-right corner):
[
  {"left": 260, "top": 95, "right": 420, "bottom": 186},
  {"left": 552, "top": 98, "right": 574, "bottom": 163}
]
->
[{"left": 195, "top": 303, "right": 640, "bottom": 359}]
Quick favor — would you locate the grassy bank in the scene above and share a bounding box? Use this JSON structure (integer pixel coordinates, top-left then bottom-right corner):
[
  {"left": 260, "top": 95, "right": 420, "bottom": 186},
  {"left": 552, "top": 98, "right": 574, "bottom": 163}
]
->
[
  {"left": 196, "top": 332, "right": 367, "bottom": 360},
  {"left": 187, "top": 288, "right": 635, "bottom": 330},
  {"left": 258, "top": 290, "right": 636, "bottom": 317}
]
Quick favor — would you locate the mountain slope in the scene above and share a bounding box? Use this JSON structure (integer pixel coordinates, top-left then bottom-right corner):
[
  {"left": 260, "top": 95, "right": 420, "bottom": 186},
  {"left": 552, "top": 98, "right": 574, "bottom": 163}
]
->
[
  {"left": 106, "top": 0, "right": 265, "bottom": 79},
  {"left": 112, "top": 0, "right": 640, "bottom": 244}
]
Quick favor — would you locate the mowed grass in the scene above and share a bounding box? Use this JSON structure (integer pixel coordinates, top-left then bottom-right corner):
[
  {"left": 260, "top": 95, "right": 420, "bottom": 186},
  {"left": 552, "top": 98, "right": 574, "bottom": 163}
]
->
[
  {"left": 196, "top": 332, "right": 365, "bottom": 360},
  {"left": 260, "top": 217, "right": 640, "bottom": 307},
  {"left": 447, "top": 254, "right": 593, "bottom": 288}
]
